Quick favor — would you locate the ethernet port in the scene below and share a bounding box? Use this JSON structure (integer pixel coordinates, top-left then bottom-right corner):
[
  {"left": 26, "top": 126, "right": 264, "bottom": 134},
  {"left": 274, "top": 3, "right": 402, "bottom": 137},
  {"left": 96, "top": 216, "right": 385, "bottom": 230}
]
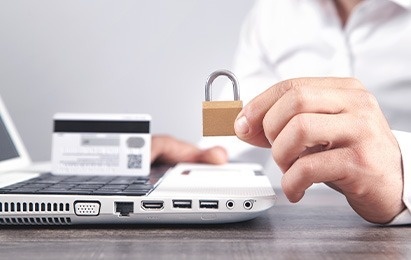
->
[{"left": 115, "top": 202, "right": 134, "bottom": 217}]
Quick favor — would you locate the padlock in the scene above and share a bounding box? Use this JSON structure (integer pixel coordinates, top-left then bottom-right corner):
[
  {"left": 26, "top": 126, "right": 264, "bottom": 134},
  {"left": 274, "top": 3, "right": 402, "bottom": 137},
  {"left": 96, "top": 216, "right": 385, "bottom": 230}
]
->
[{"left": 202, "top": 69, "right": 243, "bottom": 136}]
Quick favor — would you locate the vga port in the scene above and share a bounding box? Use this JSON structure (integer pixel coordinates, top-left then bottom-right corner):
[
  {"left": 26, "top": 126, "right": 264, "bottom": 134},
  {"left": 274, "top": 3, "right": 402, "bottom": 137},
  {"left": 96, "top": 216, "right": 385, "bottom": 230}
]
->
[{"left": 74, "top": 201, "right": 101, "bottom": 216}]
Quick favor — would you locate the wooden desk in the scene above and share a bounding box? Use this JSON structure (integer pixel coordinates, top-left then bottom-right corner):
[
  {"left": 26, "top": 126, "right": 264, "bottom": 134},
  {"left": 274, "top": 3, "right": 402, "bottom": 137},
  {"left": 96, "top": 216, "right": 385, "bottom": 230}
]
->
[{"left": 1, "top": 187, "right": 411, "bottom": 259}]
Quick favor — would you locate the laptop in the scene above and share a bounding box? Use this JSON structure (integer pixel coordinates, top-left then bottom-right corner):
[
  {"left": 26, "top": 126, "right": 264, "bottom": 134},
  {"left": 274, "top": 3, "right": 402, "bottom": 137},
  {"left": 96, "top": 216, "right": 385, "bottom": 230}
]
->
[{"left": 0, "top": 95, "right": 276, "bottom": 225}]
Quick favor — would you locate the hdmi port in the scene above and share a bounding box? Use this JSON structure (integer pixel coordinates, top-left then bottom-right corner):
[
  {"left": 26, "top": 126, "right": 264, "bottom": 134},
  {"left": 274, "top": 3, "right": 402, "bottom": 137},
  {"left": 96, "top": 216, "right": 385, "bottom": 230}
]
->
[{"left": 141, "top": 201, "right": 164, "bottom": 210}]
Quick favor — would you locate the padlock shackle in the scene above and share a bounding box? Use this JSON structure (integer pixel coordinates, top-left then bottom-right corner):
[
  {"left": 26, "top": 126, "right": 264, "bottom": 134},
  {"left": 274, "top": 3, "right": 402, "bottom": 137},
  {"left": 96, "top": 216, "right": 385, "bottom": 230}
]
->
[{"left": 205, "top": 69, "right": 240, "bottom": 101}]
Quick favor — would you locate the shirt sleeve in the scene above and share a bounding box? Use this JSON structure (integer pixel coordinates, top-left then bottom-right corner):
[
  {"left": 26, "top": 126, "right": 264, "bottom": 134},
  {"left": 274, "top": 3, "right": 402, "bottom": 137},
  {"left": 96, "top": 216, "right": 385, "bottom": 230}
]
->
[{"left": 387, "top": 130, "right": 411, "bottom": 225}]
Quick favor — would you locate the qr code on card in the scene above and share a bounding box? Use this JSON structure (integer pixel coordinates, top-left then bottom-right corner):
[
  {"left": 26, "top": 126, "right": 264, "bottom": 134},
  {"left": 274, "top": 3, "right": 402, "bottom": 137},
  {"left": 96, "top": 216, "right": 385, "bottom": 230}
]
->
[{"left": 127, "top": 154, "right": 142, "bottom": 169}]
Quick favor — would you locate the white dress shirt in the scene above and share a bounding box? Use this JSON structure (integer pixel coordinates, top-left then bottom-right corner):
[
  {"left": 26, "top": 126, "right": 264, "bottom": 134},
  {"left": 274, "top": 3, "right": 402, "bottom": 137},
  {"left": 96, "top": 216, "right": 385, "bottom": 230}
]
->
[{"left": 201, "top": 0, "right": 411, "bottom": 224}]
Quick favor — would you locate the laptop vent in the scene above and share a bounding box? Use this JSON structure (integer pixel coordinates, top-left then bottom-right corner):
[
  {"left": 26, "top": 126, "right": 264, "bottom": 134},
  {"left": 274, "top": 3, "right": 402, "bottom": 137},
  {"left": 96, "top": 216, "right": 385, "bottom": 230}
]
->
[
  {"left": 0, "top": 202, "right": 70, "bottom": 213},
  {"left": 0, "top": 217, "right": 72, "bottom": 225}
]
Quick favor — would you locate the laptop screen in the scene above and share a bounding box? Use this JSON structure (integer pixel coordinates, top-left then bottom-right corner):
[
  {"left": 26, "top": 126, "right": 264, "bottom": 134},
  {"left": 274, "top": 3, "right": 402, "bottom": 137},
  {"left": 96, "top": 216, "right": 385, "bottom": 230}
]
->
[
  {"left": 0, "top": 115, "right": 20, "bottom": 161},
  {"left": 0, "top": 96, "right": 31, "bottom": 171}
]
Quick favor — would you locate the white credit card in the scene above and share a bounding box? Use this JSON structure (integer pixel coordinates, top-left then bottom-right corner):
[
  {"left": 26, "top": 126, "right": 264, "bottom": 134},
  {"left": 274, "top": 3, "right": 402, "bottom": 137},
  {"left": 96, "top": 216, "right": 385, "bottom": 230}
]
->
[{"left": 51, "top": 113, "right": 151, "bottom": 176}]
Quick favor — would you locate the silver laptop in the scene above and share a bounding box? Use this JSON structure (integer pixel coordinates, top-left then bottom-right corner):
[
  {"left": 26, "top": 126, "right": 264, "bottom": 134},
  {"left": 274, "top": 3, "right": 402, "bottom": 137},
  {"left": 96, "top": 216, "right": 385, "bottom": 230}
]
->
[{"left": 0, "top": 96, "right": 276, "bottom": 225}]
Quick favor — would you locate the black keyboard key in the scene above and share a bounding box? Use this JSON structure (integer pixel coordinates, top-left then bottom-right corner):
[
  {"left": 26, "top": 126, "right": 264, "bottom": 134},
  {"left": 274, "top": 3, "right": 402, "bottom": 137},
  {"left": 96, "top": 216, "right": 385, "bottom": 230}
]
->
[
  {"left": 125, "top": 184, "right": 153, "bottom": 190},
  {"left": 0, "top": 173, "right": 155, "bottom": 196}
]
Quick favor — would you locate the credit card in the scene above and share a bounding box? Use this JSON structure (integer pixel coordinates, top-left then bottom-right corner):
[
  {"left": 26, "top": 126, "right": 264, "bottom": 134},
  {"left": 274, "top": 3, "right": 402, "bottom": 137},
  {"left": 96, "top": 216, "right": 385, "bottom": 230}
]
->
[{"left": 51, "top": 113, "right": 151, "bottom": 176}]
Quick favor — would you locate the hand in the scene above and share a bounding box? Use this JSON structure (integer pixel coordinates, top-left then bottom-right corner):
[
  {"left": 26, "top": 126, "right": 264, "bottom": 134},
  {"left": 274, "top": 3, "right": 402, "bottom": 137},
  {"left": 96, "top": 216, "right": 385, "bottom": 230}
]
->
[
  {"left": 151, "top": 135, "right": 228, "bottom": 165},
  {"left": 234, "top": 77, "right": 405, "bottom": 224}
]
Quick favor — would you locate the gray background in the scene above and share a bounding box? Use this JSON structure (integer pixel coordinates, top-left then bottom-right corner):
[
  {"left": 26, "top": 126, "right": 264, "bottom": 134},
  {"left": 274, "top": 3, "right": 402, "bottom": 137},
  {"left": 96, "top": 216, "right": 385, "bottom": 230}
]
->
[{"left": 0, "top": 0, "right": 254, "bottom": 162}]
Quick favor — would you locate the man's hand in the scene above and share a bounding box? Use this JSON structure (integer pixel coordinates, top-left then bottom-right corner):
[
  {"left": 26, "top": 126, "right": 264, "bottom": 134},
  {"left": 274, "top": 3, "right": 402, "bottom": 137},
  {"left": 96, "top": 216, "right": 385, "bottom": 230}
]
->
[
  {"left": 234, "top": 77, "right": 405, "bottom": 224},
  {"left": 151, "top": 135, "right": 228, "bottom": 165}
]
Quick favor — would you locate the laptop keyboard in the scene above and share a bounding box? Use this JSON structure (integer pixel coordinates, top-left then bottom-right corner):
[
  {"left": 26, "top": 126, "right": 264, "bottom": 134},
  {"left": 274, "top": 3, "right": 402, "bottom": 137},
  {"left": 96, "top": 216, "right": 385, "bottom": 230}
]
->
[{"left": 0, "top": 173, "right": 154, "bottom": 196}]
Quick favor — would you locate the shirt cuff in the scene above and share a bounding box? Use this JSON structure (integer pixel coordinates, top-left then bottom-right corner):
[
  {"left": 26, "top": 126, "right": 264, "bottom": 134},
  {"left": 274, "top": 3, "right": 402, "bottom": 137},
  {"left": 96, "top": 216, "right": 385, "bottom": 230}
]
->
[{"left": 387, "top": 130, "right": 411, "bottom": 225}]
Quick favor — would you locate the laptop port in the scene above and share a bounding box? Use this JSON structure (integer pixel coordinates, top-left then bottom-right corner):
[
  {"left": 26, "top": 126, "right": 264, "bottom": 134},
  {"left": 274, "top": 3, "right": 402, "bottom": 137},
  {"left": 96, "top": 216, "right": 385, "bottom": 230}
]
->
[
  {"left": 115, "top": 202, "right": 134, "bottom": 216},
  {"left": 141, "top": 201, "right": 164, "bottom": 210},
  {"left": 243, "top": 200, "right": 253, "bottom": 210},
  {"left": 199, "top": 200, "right": 218, "bottom": 209},
  {"left": 74, "top": 201, "right": 101, "bottom": 216},
  {"left": 226, "top": 200, "right": 235, "bottom": 210},
  {"left": 172, "top": 200, "right": 192, "bottom": 209}
]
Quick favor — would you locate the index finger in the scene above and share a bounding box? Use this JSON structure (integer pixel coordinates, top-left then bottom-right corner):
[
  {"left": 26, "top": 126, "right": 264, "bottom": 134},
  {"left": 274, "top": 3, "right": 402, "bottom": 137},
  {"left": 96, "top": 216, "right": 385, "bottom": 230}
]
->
[{"left": 234, "top": 77, "right": 365, "bottom": 147}]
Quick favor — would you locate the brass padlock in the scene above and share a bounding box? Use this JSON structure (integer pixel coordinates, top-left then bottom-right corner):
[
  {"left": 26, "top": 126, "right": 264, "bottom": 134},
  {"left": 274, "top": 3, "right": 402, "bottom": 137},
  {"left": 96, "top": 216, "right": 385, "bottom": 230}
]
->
[{"left": 202, "top": 70, "right": 243, "bottom": 136}]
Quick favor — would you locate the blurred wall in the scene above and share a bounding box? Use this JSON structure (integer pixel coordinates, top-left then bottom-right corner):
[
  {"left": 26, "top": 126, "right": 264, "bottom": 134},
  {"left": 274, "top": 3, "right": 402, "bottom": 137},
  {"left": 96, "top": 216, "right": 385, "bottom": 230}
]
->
[{"left": 0, "top": 0, "right": 254, "bottom": 161}]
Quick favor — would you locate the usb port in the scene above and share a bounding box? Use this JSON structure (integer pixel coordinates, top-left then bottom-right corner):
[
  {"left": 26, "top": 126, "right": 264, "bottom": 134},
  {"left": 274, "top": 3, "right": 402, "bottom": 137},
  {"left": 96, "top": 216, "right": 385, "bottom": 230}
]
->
[
  {"left": 173, "top": 200, "right": 192, "bottom": 209},
  {"left": 199, "top": 200, "right": 219, "bottom": 209},
  {"left": 141, "top": 201, "right": 164, "bottom": 210}
]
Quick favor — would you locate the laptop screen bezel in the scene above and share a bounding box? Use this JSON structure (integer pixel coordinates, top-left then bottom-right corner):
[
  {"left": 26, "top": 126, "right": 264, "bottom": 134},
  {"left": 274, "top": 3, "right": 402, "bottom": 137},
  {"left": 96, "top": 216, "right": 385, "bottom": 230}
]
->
[{"left": 0, "top": 95, "right": 31, "bottom": 172}]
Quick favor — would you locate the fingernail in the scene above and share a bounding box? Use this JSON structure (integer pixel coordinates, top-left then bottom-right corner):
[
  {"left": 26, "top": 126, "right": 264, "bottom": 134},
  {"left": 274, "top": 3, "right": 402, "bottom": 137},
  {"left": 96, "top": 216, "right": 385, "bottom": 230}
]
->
[{"left": 235, "top": 115, "right": 250, "bottom": 135}]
